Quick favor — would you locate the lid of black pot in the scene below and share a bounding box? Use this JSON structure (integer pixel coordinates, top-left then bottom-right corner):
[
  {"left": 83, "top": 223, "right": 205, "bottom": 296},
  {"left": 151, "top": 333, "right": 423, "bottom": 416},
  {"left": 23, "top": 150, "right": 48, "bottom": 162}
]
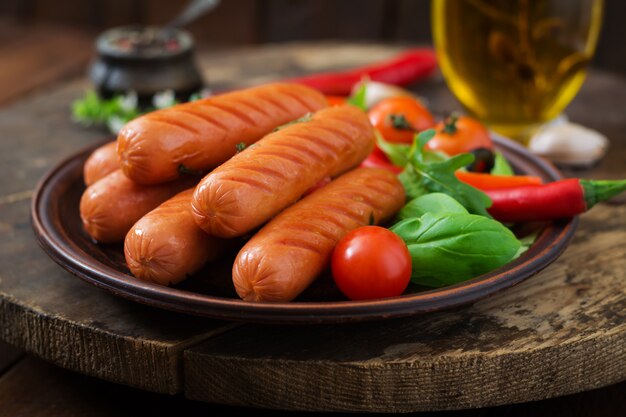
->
[{"left": 95, "top": 25, "right": 194, "bottom": 60}]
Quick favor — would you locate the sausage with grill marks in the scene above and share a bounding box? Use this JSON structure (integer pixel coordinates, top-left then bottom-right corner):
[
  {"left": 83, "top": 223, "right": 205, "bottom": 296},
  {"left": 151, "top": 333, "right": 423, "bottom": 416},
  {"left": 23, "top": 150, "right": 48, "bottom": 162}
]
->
[
  {"left": 83, "top": 141, "right": 119, "bottom": 186},
  {"left": 80, "top": 170, "right": 196, "bottom": 243},
  {"left": 232, "top": 167, "right": 405, "bottom": 302},
  {"left": 191, "top": 105, "right": 375, "bottom": 238},
  {"left": 124, "top": 189, "right": 223, "bottom": 286},
  {"left": 117, "top": 83, "right": 327, "bottom": 185}
]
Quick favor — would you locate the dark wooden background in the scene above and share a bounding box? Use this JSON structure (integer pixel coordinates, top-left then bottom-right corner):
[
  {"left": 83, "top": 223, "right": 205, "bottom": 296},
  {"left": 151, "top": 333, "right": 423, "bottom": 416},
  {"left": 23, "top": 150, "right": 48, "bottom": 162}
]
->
[{"left": 1, "top": 0, "right": 625, "bottom": 74}]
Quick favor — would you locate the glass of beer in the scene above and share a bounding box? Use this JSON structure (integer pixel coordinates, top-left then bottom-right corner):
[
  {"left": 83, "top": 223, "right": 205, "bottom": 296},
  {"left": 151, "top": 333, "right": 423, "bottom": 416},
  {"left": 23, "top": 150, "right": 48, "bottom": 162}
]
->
[{"left": 432, "top": 0, "right": 604, "bottom": 143}]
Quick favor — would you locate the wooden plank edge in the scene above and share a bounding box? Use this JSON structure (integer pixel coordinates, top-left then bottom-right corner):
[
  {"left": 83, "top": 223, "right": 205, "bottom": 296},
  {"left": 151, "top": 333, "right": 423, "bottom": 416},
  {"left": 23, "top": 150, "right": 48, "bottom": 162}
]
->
[
  {"left": 182, "top": 325, "right": 626, "bottom": 412},
  {"left": 0, "top": 294, "right": 242, "bottom": 394}
]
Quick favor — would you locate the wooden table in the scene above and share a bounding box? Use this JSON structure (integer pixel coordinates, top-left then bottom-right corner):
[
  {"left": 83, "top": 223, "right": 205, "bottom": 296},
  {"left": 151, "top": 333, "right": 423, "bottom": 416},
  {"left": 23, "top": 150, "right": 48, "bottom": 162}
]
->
[
  {"left": 0, "top": 19, "right": 93, "bottom": 106},
  {"left": 1, "top": 43, "right": 625, "bottom": 415}
]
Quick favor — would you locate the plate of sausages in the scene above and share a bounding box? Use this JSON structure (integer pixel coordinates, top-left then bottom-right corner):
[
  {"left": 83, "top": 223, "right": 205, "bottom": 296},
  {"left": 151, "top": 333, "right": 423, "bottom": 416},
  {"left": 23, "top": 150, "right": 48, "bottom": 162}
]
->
[{"left": 31, "top": 82, "right": 577, "bottom": 324}]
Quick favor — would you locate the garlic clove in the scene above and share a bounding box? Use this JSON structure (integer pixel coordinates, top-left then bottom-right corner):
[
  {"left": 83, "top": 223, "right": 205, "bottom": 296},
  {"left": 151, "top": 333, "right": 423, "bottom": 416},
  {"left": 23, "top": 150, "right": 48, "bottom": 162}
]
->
[{"left": 528, "top": 122, "right": 609, "bottom": 167}]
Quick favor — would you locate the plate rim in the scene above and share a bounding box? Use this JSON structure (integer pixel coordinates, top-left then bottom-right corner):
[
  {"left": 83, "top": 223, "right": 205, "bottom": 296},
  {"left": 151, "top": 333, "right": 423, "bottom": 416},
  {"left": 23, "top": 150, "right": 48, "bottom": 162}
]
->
[{"left": 31, "top": 134, "right": 578, "bottom": 324}]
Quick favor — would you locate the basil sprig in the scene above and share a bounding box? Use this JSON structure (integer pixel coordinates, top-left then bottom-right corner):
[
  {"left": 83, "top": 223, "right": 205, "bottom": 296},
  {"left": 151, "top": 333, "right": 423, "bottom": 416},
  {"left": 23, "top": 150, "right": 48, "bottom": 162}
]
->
[
  {"left": 379, "top": 130, "right": 493, "bottom": 217},
  {"left": 391, "top": 193, "right": 521, "bottom": 287},
  {"left": 391, "top": 211, "right": 521, "bottom": 287}
]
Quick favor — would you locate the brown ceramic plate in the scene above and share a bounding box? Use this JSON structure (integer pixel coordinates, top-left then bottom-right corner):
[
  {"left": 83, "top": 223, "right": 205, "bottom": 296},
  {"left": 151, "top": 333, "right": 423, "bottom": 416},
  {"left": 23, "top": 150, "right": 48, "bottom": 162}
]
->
[{"left": 31, "top": 134, "right": 577, "bottom": 324}]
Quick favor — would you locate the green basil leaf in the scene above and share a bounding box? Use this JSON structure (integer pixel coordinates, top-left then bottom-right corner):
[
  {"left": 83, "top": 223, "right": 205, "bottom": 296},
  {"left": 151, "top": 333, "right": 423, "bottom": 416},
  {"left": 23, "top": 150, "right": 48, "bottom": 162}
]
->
[
  {"left": 491, "top": 151, "right": 514, "bottom": 176},
  {"left": 389, "top": 217, "right": 422, "bottom": 241},
  {"left": 72, "top": 90, "right": 142, "bottom": 132},
  {"left": 398, "top": 165, "right": 428, "bottom": 200},
  {"left": 72, "top": 91, "right": 107, "bottom": 125},
  {"left": 376, "top": 131, "right": 411, "bottom": 167},
  {"left": 512, "top": 229, "right": 540, "bottom": 259},
  {"left": 397, "top": 193, "right": 468, "bottom": 220},
  {"left": 415, "top": 129, "right": 436, "bottom": 154},
  {"left": 375, "top": 129, "right": 445, "bottom": 171},
  {"left": 410, "top": 152, "right": 493, "bottom": 217},
  {"left": 346, "top": 81, "right": 368, "bottom": 111},
  {"left": 391, "top": 212, "right": 521, "bottom": 287},
  {"left": 396, "top": 130, "right": 493, "bottom": 216},
  {"left": 422, "top": 150, "right": 449, "bottom": 164}
]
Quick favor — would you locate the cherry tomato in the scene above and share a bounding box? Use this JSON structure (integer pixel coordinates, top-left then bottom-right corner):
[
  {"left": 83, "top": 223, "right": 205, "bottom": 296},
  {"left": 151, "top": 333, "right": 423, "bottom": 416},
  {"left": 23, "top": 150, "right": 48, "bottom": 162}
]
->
[
  {"left": 359, "top": 152, "right": 402, "bottom": 174},
  {"left": 326, "top": 95, "right": 347, "bottom": 107},
  {"left": 332, "top": 226, "right": 412, "bottom": 300},
  {"left": 425, "top": 115, "right": 493, "bottom": 156},
  {"left": 368, "top": 97, "right": 435, "bottom": 145}
]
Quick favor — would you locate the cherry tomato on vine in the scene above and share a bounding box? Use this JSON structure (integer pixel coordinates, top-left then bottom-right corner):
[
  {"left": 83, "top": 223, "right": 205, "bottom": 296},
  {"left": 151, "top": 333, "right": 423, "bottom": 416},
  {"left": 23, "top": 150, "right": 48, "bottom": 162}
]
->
[
  {"left": 332, "top": 226, "right": 412, "bottom": 300},
  {"left": 425, "top": 115, "right": 493, "bottom": 156},
  {"left": 368, "top": 96, "right": 435, "bottom": 145}
]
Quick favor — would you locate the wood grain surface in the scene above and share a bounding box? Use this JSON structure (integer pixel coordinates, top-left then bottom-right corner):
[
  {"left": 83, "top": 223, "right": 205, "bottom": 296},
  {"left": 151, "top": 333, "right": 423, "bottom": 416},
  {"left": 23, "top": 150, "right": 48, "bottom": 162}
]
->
[
  {"left": 0, "top": 78, "right": 240, "bottom": 394},
  {"left": 0, "top": 19, "right": 93, "bottom": 105},
  {"left": 0, "top": 194, "right": 238, "bottom": 394},
  {"left": 0, "top": 43, "right": 625, "bottom": 412},
  {"left": 3, "top": 354, "right": 625, "bottom": 417},
  {"left": 3, "top": 1, "right": 625, "bottom": 74},
  {"left": 185, "top": 204, "right": 626, "bottom": 412}
]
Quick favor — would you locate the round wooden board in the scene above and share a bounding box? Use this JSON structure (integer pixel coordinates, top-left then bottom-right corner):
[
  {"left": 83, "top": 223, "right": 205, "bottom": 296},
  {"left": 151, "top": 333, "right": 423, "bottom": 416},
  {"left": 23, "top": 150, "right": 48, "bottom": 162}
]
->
[{"left": 1, "top": 43, "right": 625, "bottom": 412}]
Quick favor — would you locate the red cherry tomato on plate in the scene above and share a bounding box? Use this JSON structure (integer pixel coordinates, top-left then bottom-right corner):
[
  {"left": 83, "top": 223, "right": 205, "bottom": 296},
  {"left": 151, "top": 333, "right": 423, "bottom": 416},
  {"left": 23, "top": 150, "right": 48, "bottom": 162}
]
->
[
  {"left": 332, "top": 226, "right": 412, "bottom": 300},
  {"left": 425, "top": 115, "right": 493, "bottom": 155},
  {"left": 368, "top": 97, "right": 435, "bottom": 145}
]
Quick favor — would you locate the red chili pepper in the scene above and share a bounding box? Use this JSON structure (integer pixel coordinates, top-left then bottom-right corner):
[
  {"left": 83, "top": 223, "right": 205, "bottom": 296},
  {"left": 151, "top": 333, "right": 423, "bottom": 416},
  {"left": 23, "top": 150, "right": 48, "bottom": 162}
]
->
[
  {"left": 455, "top": 171, "right": 543, "bottom": 190},
  {"left": 286, "top": 48, "right": 437, "bottom": 95},
  {"left": 485, "top": 178, "right": 626, "bottom": 222},
  {"left": 360, "top": 152, "right": 402, "bottom": 174}
]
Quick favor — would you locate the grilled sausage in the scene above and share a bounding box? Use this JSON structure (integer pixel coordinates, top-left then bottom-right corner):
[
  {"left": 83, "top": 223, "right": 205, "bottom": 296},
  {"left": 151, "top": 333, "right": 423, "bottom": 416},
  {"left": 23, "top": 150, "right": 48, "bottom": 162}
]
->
[
  {"left": 83, "top": 141, "right": 118, "bottom": 186},
  {"left": 232, "top": 168, "right": 405, "bottom": 302},
  {"left": 80, "top": 170, "right": 195, "bottom": 243},
  {"left": 191, "top": 105, "right": 375, "bottom": 238},
  {"left": 124, "top": 189, "right": 222, "bottom": 286},
  {"left": 117, "top": 83, "right": 327, "bottom": 184}
]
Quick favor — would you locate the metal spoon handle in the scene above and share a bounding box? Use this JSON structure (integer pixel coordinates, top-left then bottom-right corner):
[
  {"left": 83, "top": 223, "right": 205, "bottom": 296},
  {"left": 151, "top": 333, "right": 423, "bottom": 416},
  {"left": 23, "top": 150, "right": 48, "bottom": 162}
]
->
[{"left": 163, "top": 0, "right": 221, "bottom": 30}]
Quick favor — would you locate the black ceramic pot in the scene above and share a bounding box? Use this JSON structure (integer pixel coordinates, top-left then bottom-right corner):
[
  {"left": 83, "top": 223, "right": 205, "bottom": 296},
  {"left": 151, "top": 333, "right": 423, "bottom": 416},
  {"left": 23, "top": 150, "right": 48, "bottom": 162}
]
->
[{"left": 89, "top": 26, "right": 205, "bottom": 105}]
